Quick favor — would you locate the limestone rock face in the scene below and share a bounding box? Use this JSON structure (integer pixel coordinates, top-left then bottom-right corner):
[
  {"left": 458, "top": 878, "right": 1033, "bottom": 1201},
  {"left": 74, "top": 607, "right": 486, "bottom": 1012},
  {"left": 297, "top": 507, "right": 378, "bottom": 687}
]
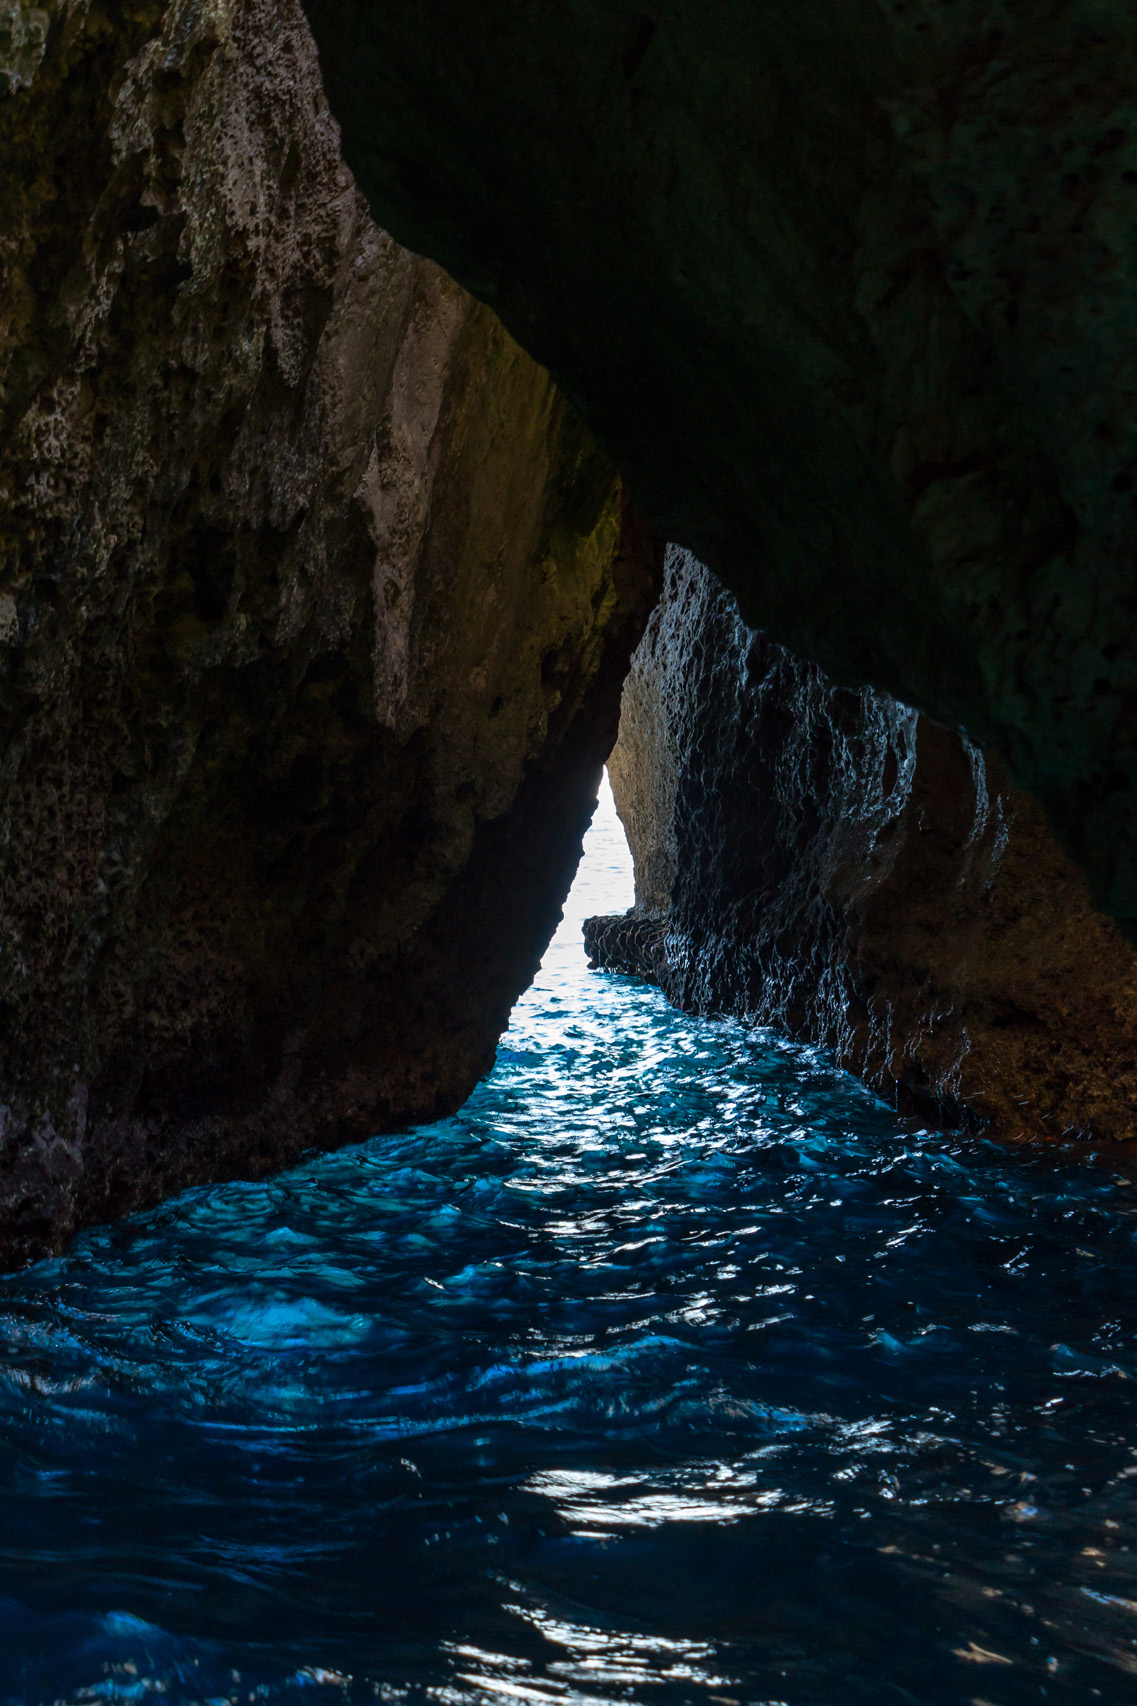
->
[
  {"left": 302, "top": 0, "right": 1137, "bottom": 933},
  {"left": 598, "top": 550, "right": 1137, "bottom": 1143},
  {"left": 0, "top": 0, "right": 658, "bottom": 1266}
]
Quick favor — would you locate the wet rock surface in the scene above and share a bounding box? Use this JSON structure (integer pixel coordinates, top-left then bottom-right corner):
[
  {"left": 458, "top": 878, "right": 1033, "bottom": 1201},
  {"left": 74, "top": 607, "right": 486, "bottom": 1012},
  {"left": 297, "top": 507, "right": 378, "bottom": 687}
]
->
[
  {"left": 0, "top": 0, "right": 658, "bottom": 1266},
  {"left": 303, "top": 0, "right": 1137, "bottom": 932},
  {"left": 582, "top": 911, "right": 665, "bottom": 983},
  {"left": 594, "top": 550, "right": 1137, "bottom": 1143}
]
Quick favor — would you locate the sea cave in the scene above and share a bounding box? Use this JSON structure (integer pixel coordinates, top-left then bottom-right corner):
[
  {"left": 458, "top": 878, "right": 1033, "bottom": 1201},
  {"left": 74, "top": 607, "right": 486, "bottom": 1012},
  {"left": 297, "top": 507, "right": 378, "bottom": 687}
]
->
[{"left": 0, "top": 1, "right": 1136, "bottom": 1700}]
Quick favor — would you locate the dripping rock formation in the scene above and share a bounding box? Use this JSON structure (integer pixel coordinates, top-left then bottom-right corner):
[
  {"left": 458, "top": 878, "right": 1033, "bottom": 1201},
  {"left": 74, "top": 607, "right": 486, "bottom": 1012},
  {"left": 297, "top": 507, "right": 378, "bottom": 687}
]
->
[
  {"left": 304, "top": 0, "right": 1137, "bottom": 934},
  {"left": 0, "top": 0, "right": 658, "bottom": 1267},
  {"left": 588, "top": 550, "right": 1137, "bottom": 1143}
]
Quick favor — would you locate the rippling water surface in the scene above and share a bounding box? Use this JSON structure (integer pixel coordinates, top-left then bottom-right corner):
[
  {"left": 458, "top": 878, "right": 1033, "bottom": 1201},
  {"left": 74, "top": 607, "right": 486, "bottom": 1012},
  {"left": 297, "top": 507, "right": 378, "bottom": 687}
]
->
[{"left": 3, "top": 782, "right": 1137, "bottom": 1705}]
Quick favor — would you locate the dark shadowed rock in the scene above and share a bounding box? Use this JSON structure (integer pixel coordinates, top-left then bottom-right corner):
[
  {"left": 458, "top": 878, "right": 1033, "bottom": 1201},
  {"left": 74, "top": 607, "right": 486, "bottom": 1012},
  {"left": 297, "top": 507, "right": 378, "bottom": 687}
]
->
[
  {"left": 582, "top": 912, "right": 666, "bottom": 983},
  {"left": 594, "top": 549, "right": 1137, "bottom": 1143},
  {"left": 0, "top": 0, "right": 659, "bottom": 1266},
  {"left": 302, "top": 0, "right": 1137, "bottom": 933}
]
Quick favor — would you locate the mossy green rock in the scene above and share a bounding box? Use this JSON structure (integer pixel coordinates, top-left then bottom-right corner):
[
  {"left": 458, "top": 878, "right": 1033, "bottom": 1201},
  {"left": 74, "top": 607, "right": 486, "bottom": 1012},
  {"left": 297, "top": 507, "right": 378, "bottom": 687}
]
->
[{"left": 303, "top": 0, "right": 1137, "bottom": 929}]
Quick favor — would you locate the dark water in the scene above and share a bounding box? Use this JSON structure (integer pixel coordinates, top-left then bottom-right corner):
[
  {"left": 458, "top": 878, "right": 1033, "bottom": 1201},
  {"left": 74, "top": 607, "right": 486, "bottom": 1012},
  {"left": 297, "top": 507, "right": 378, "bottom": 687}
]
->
[{"left": 2, "top": 786, "right": 1137, "bottom": 1706}]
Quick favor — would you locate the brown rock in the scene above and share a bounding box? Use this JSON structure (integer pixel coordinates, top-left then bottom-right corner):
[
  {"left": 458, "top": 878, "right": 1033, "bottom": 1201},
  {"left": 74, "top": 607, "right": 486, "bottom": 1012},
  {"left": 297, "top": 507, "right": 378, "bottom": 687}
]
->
[
  {"left": 0, "top": 0, "right": 659, "bottom": 1266},
  {"left": 600, "top": 550, "right": 1137, "bottom": 1143}
]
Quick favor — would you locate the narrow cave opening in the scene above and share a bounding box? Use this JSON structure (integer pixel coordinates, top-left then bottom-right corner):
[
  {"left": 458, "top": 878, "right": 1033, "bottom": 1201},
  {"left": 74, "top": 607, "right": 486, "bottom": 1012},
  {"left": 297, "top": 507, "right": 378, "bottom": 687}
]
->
[
  {"left": 1, "top": 762, "right": 1136, "bottom": 1698},
  {"left": 4, "top": 0, "right": 1137, "bottom": 1693}
]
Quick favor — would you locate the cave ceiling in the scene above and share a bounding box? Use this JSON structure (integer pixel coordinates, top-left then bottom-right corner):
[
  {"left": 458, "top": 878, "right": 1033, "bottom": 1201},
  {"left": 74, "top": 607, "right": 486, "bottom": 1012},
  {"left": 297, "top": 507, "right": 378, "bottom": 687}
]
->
[{"left": 301, "top": 0, "right": 1137, "bottom": 932}]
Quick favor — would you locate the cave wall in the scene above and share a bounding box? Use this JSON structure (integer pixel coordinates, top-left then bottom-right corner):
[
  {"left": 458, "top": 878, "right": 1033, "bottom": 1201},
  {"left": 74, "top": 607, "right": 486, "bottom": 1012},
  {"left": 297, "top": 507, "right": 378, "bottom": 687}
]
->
[
  {"left": 302, "top": 0, "right": 1137, "bottom": 934},
  {"left": 0, "top": 0, "right": 658, "bottom": 1266},
  {"left": 591, "top": 549, "right": 1137, "bottom": 1143}
]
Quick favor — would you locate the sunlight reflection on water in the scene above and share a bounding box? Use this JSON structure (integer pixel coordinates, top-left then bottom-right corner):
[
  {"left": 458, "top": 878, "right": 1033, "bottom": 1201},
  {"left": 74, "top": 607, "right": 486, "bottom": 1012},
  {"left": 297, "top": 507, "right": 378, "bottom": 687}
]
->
[{"left": 0, "top": 779, "right": 1136, "bottom": 1703}]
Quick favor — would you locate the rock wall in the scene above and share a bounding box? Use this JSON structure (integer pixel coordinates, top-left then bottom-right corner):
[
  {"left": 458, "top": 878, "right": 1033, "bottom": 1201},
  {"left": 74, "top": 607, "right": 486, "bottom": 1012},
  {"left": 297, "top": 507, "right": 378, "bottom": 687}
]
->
[
  {"left": 303, "top": 0, "right": 1137, "bottom": 936},
  {"left": 0, "top": 0, "right": 659, "bottom": 1266},
  {"left": 593, "top": 550, "right": 1137, "bottom": 1143}
]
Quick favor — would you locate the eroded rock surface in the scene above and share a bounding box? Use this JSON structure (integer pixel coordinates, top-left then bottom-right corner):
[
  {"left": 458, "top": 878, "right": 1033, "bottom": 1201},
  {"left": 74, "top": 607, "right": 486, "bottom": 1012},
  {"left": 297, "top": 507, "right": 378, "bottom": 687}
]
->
[
  {"left": 594, "top": 550, "right": 1137, "bottom": 1142},
  {"left": 303, "top": 0, "right": 1137, "bottom": 932},
  {"left": 0, "top": 0, "right": 658, "bottom": 1265}
]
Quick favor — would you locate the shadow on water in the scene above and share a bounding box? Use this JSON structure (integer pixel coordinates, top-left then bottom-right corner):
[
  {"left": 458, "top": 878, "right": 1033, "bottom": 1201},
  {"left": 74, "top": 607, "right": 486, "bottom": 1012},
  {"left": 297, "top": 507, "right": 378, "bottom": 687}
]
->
[{"left": 1, "top": 781, "right": 1136, "bottom": 1703}]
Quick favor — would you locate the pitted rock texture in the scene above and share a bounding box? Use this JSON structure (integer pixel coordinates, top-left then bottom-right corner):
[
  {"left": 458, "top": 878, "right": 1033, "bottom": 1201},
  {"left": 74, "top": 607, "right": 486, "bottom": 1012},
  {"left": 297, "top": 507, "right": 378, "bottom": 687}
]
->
[
  {"left": 304, "top": 0, "right": 1137, "bottom": 933},
  {"left": 0, "top": 0, "right": 659, "bottom": 1267},
  {"left": 596, "top": 549, "right": 1137, "bottom": 1143},
  {"left": 582, "top": 912, "right": 666, "bottom": 983}
]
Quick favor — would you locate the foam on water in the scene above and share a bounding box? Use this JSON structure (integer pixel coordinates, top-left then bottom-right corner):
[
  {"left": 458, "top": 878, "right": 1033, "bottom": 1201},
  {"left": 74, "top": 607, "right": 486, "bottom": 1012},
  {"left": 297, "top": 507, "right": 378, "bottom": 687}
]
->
[{"left": 1, "top": 780, "right": 1136, "bottom": 1704}]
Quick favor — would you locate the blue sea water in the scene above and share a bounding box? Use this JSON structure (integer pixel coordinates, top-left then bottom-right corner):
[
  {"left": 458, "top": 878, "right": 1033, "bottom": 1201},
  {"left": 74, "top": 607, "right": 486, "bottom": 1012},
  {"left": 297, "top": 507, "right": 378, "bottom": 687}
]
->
[{"left": 1, "top": 781, "right": 1136, "bottom": 1705}]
